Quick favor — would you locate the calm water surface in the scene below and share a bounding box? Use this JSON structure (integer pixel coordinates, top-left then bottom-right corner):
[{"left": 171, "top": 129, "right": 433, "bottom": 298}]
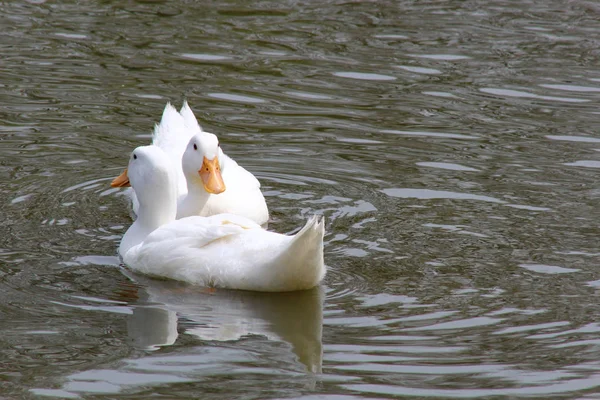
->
[{"left": 3, "top": 1, "right": 600, "bottom": 398}]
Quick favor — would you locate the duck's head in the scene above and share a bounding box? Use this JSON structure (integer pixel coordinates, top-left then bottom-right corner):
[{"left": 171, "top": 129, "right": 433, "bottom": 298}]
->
[
  {"left": 111, "top": 145, "right": 178, "bottom": 208},
  {"left": 182, "top": 133, "right": 226, "bottom": 195},
  {"left": 111, "top": 145, "right": 178, "bottom": 252}
]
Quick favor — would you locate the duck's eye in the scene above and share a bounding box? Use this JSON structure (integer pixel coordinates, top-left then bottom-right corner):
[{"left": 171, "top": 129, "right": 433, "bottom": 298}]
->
[
  {"left": 133, "top": 154, "right": 137, "bottom": 160},
  {"left": 193, "top": 144, "right": 198, "bottom": 151}
]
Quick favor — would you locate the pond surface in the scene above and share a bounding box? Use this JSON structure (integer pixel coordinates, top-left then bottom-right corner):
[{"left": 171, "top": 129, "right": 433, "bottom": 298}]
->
[{"left": 3, "top": 0, "right": 600, "bottom": 398}]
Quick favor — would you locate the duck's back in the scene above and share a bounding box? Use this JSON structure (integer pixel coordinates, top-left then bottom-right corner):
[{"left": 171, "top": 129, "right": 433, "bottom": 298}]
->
[
  {"left": 123, "top": 215, "right": 325, "bottom": 292},
  {"left": 123, "top": 214, "right": 259, "bottom": 277}
]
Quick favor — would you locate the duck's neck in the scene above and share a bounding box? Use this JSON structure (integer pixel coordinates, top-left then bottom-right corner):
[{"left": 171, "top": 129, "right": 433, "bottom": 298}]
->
[
  {"left": 120, "top": 189, "right": 177, "bottom": 257},
  {"left": 177, "top": 179, "right": 211, "bottom": 219}
]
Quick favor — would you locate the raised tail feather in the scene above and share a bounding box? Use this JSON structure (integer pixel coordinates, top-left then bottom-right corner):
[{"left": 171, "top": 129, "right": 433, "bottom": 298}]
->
[{"left": 274, "top": 215, "right": 326, "bottom": 290}]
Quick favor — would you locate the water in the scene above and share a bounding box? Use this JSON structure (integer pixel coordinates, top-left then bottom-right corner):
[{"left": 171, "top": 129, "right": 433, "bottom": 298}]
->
[{"left": 3, "top": 0, "right": 600, "bottom": 398}]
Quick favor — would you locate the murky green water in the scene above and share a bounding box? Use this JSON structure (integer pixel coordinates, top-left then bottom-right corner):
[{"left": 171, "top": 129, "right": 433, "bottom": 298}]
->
[{"left": 4, "top": 1, "right": 600, "bottom": 398}]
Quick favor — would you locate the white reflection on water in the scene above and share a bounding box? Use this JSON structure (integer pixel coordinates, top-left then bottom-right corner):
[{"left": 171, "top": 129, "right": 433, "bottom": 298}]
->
[
  {"left": 480, "top": 87, "right": 590, "bottom": 103},
  {"left": 381, "top": 188, "right": 505, "bottom": 203},
  {"left": 333, "top": 72, "right": 396, "bottom": 81},
  {"left": 564, "top": 160, "right": 600, "bottom": 168},
  {"left": 540, "top": 84, "right": 600, "bottom": 92},
  {"left": 381, "top": 130, "right": 480, "bottom": 140},
  {"left": 409, "top": 54, "right": 470, "bottom": 61},
  {"left": 519, "top": 264, "right": 580, "bottom": 274},
  {"left": 416, "top": 162, "right": 480, "bottom": 172},
  {"left": 397, "top": 65, "right": 442, "bottom": 75},
  {"left": 342, "top": 373, "right": 600, "bottom": 398},
  {"left": 129, "top": 276, "right": 324, "bottom": 373}
]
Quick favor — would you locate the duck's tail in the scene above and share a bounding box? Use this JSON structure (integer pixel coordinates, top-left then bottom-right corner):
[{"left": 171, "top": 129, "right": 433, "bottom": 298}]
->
[
  {"left": 152, "top": 102, "right": 181, "bottom": 148},
  {"left": 179, "top": 100, "right": 204, "bottom": 133},
  {"left": 275, "top": 215, "right": 326, "bottom": 291}
]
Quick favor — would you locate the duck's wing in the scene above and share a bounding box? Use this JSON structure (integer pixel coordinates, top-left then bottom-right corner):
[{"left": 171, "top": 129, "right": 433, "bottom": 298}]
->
[
  {"left": 142, "top": 215, "right": 255, "bottom": 249},
  {"left": 123, "top": 215, "right": 262, "bottom": 280},
  {"left": 218, "top": 147, "right": 262, "bottom": 190},
  {"left": 202, "top": 213, "right": 263, "bottom": 230}
]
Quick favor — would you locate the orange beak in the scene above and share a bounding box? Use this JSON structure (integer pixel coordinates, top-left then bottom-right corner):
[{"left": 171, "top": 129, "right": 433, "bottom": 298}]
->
[
  {"left": 199, "top": 157, "right": 225, "bottom": 194},
  {"left": 111, "top": 168, "right": 131, "bottom": 187}
]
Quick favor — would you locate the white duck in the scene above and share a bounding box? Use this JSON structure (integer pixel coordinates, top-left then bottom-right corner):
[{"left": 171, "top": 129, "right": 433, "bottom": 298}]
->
[
  {"left": 111, "top": 145, "right": 325, "bottom": 292},
  {"left": 178, "top": 132, "right": 264, "bottom": 220},
  {"left": 128, "top": 102, "right": 269, "bottom": 225}
]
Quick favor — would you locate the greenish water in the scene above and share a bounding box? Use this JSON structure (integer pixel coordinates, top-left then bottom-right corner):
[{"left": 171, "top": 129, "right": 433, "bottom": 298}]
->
[{"left": 3, "top": 1, "right": 600, "bottom": 398}]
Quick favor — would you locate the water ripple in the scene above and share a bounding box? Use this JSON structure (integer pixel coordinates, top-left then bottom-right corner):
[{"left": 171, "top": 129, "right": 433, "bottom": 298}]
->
[
  {"left": 381, "top": 188, "right": 505, "bottom": 203},
  {"left": 480, "top": 87, "right": 590, "bottom": 103},
  {"left": 342, "top": 376, "right": 600, "bottom": 398}
]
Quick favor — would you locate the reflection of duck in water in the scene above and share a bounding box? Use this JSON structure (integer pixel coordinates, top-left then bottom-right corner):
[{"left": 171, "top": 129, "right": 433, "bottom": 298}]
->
[
  {"left": 125, "top": 276, "right": 324, "bottom": 373},
  {"left": 127, "top": 305, "right": 178, "bottom": 350}
]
